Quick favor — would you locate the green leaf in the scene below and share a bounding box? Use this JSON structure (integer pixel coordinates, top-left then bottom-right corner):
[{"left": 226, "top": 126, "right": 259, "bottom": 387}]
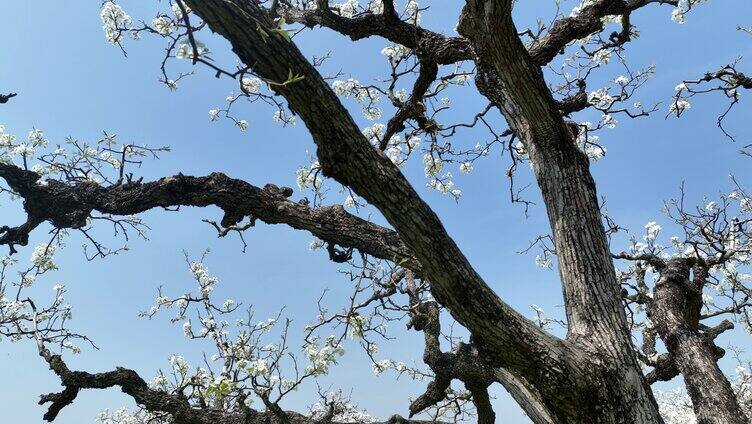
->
[{"left": 273, "top": 18, "right": 292, "bottom": 43}]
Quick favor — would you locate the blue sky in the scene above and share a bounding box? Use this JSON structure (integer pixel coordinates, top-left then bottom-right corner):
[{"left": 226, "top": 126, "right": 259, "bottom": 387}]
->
[{"left": 1, "top": 1, "right": 751, "bottom": 423}]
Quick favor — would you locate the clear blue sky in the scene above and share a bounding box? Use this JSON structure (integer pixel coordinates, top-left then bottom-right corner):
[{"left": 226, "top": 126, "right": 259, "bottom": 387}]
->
[{"left": 1, "top": 1, "right": 751, "bottom": 423}]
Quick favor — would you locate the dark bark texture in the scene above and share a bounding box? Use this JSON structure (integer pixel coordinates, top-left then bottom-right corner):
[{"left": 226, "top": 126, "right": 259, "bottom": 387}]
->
[{"left": 649, "top": 259, "right": 748, "bottom": 424}]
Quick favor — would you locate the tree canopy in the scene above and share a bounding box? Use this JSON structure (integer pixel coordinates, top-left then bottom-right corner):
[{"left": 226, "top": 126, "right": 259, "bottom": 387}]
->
[{"left": 1, "top": 1, "right": 752, "bottom": 423}]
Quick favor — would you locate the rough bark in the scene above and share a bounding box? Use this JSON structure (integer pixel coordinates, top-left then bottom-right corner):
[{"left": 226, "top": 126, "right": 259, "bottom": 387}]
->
[
  {"left": 458, "top": 0, "right": 663, "bottom": 421},
  {"left": 492, "top": 369, "right": 554, "bottom": 424},
  {"left": 0, "top": 163, "right": 416, "bottom": 268},
  {"left": 405, "top": 277, "right": 496, "bottom": 422},
  {"left": 37, "top": 346, "right": 441, "bottom": 424},
  {"left": 526, "top": 0, "right": 678, "bottom": 65},
  {"left": 649, "top": 259, "right": 748, "bottom": 424},
  {"left": 281, "top": 0, "right": 677, "bottom": 68},
  {"left": 184, "top": 0, "right": 599, "bottom": 420}
]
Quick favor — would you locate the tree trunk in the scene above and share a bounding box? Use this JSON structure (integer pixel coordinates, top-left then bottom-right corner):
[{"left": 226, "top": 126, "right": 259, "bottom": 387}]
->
[
  {"left": 187, "top": 0, "right": 662, "bottom": 421},
  {"left": 458, "top": 2, "right": 664, "bottom": 422},
  {"left": 651, "top": 259, "right": 748, "bottom": 424}
]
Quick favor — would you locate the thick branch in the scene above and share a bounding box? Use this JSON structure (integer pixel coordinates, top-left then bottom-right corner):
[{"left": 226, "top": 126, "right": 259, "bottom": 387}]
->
[
  {"left": 279, "top": 5, "right": 472, "bottom": 65},
  {"left": 0, "top": 162, "right": 417, "bottom": 269},
  {"left": 185, "top": 0, "right": 583, "bottom": 407},
  {"left": 282, "top": 0, "right": 676, "bottom": 69},
  {"left": 37, "top": 345, "right": 440, "bottom": 424},
  {"left": 380, "top": 60, "right": 439, "bottom": 150},
  {"left": 405, "top": 277, "right": 495, "bottom": 422},
  {"left": 528, "top": 0, "right": 678, "bottom": 65},
  {"left": 0, "top": 92, "right": 17, "bottom": 104}
]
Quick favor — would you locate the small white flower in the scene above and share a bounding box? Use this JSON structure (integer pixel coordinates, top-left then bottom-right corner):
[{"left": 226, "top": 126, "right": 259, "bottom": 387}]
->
[
  {"left": 381, "top": 44, "right": 411, "bottom": 62},
  {"left": 615, "top": 75, "right": 630, "bottom": 86},
  {"left": 422, "top": 154, "right": 444, "bottom": 177},
  {"left": 671, "top": 8, "right": 686, "bottom": 24},
  {"left": 644, "top": 221, "right": 662, "bottom": 241},
  {"left": 535, "top": 255, "right": 552, "bottom": 269},
  {"left": 309, "top": 238, "right": 325, "bottom": 250},
  {"left": 152, "top": 16, "right": 175, "bottom": 35},
  {"left": 372, "top": 359, "right": 392, "bottom": 375},
  {"left": 593, "top": 49, "right": 612, "bottom": 65},
  {"left": 63, "top": 341, "right": 81, "bottom": 355},
  {"left": 241, "top": 77, "right": 262, "bottom": 94},
  {"left": 601, "top": 114, "right": 617, "bottom": 129},
  {"left": 459, "top": 162, "right": 473, "bottom": 174},
  {"left": 27, "top": 129, "right": 46, "bottom": 147},
  {"left": 669, "top": 99, "right": 691, "bottom": 116}
]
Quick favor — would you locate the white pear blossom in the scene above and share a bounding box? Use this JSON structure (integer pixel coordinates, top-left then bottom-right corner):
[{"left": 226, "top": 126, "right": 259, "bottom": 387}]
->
[
  {"left": 12, "top": 144, "right": 35, "bottom": 158},
  {"left": 241, "top": 76, "right": 262, "bottom": 94},
  {"left": 27, "top": 129, "right": 46, "bottom": 147},
  {"left": 171, "top": 1, "right": 191, "bottom": 17},
  {"left": 588, "top": 88, "right": 615, "bottom": 109},
  {"left": 31, "top": 245, "right": 57, "bottom": 272},
  {"left": 593, "top": 49, "right": 612, "bottom": 65},
  {"left": 247, "top": 358, "right": 270, "bottom": 376},
  {"left": 602, "top": 114, "right": 618, "bottom": 129},
  {"left": 368, "top": 0, "right": 384, "bottom": 14},
  {"left": 309, "top": 238, "right": 325, "bottom": 250},
  {"left": 381, "top": 44, "right": 411, "bottom": 62},
  {"left": 101, "top": 2, "right": 132, "bottom": 44},
  {"left": 535, "top": 255, "right": 553, "bottom": 269},
  {"left": 175, "top": 41, "right": 209, "bottom": 60},
  {"left": 570, "top": 0, "right": 596, "bottom": 17},
  {"left": 615, "top": 75, "right": 630, "bottom": 86},
  {"left": 304, "top": 335, "right": 344, "bottom": 376},
  {"left": 741, "top": 198, "right": 752, "bottom": 213},
  {"left": 645, "top": 221, "right": 662, "bottom": 241},
  {"left": 273, "top": 110, "right": 297, "bottom": 125},
  {"left": 63, "top": 341, "right": 81, "bottom": 354},
  {"left": 422, "top": 154, "right": 444, "bottom": 177},
  {"left": 334, "top": 0, "right": 359, "bottom": 18},
  {"left": 404, "top": 0, "right": 421, "bottom": 24},
  {"left": 669, "top": 99, "right": 691, "bottom": 116},
  {"left": 152, "top": 16, "right": 175, "bottom": 35}
]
